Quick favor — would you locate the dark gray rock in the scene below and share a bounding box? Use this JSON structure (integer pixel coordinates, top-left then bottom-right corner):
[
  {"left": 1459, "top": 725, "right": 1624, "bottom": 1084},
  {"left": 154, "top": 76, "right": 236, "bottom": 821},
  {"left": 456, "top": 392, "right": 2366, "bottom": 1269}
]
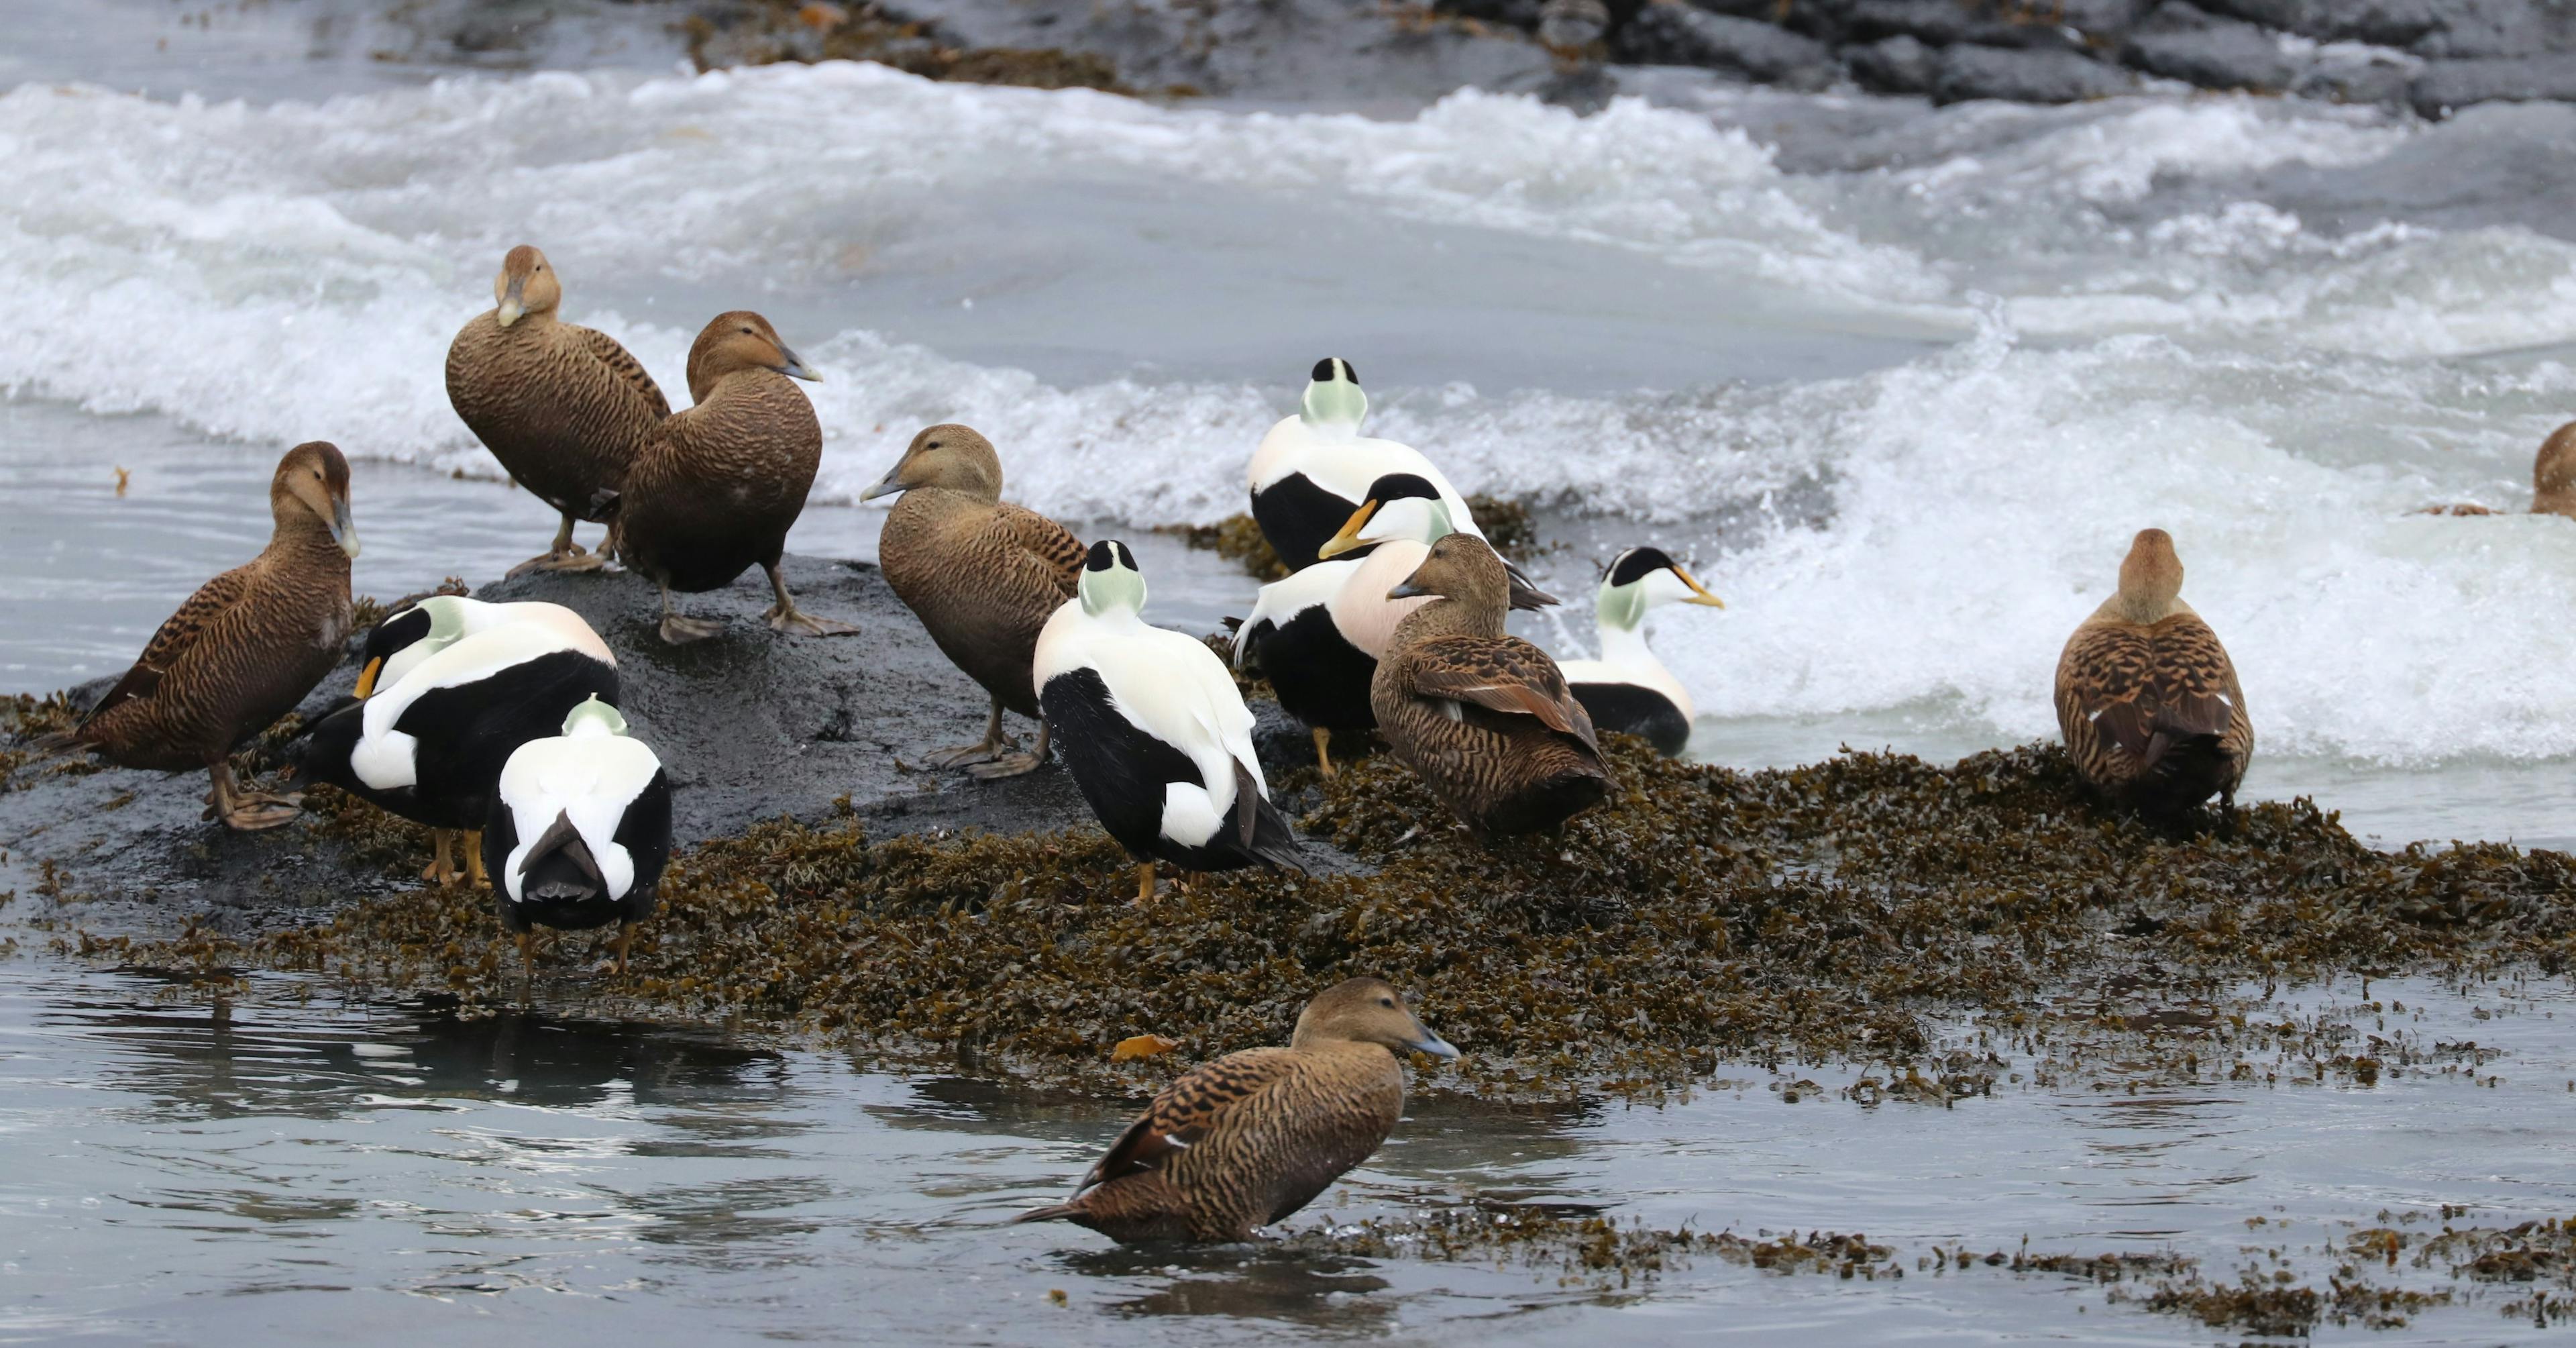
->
[
  {"left": 1615, "top": 2, "right": 1841, "bottom": 83},
  {"left": 2292, "top": 49, "right": 2419, "bottom": 103},
  {"left": 1932, "top": 41, "right": 2141, "bottom": 101},
  {"left": 1847, "top": 32, "right": 1938, "bottom": 91},
  {"left": 2411, "top": 54, "right": 2576, "bottom": 117},
  {"left": 1843, "top": 0, "right": 2080, "bottom": 49},
  {"left": 2125, "top": 3, "right": 2299, "bottom": 89},
  {"left": 2190, "top": 0, "right": 2305, "bottom": 25},
  {"left": 2408, "top": 0, "right": 2576, "bottom": 58}
]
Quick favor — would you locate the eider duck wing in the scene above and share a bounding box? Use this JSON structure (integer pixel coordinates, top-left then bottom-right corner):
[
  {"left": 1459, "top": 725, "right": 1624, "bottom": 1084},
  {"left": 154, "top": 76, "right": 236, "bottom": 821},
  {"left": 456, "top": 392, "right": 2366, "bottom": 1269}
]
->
[
  {"left": 2056, "top": 615, "right": 2246, "bottom": 771},
  {"left": 1407, "top": 635, "right": 1597, "bottom": 745},
  {"left": 998, "top": 503, "right": 1085, "bottom": 597},
  {"left": 82, "top": 564, "right": 258, "bottom": 727},
  {"left": 574, "top": 326, "right": 672, "bottom": 419},
  {"left": 1074, "top": 1047, "right": 1301, "bottom": 1195}
]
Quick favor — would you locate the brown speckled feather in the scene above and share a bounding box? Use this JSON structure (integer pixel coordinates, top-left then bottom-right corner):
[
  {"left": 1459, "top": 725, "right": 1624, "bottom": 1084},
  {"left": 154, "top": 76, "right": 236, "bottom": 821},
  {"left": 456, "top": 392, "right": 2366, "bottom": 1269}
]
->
[
  {"left": 1407, "top": 634, "right": 1592, "bottom": 738},
  {"left": 618, "top": 369, "right": 820, "bottom": 594},
  {"left": 2055, "top": 609, "right": 2251, "bottom": 812},
  {"left": 998, "top": 503, "right": 1085, "bottom": 596},
  {"left": 446, "top": 312, "right": 669, "bottom": 522},
  {"left": 1374, "top": 627, "right": 1611, "bottom": 839},
  {"left": 83, "top": 564, "right": 256, "bottom": 725},
  {"left": 881, "top": 491, "right": 1083, "bottom": 716}
]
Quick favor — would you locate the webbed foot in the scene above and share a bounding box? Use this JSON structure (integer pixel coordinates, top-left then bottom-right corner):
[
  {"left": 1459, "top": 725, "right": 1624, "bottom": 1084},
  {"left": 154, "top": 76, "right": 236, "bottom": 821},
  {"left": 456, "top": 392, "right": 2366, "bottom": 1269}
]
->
[
  {"left": 765, "top": 604, "right": 858, "bottom": 637},
  {"left": 658, "top": 613, "right": 726, "bottom": 645},
  {"left": 967, "top": 751, "right": 1044, "bottom": 780}
]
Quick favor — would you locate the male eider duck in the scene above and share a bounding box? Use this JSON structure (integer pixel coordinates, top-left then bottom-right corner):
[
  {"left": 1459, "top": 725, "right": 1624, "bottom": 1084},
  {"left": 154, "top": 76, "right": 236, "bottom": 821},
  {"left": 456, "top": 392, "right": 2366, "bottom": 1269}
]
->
[
  {"left": 1246, "top": 358, "right": 1487, "bottom": 570},
  {"left": 445, "top": 246, "right": 670, "bottom": 575},
  {"left": 41, "top": 442, "right": 358, "bottom": 831},
  {"left": 298, "top": 617, "right": 620, "bottom": 884},
  {"left": 1235, "top": 473, "right": 1553, "bottom": 776},
  {"left": 1373, "top": 534, "right": 1611, "bottom": 839},
  {"left": 484, "top": 695, "right": 671, "bottom": 977},
  {"left": 1556, "top": 546, "right": 1725, "bottom": 758},
  {"left": 2054, "top": 528, "right": 2252, "bottom": 815},
  {"left": 1012, "top": 978, "right": 1455, "bottom": 1243},
  {"left": 1036, "top": 541, "right": 1304, "bottom": 903},
  {"left": 612, "top": 311, "right": 856, "bottom": 644},
  {"left": 863, "top": 423, "right": 1084, "bottom": 778}
]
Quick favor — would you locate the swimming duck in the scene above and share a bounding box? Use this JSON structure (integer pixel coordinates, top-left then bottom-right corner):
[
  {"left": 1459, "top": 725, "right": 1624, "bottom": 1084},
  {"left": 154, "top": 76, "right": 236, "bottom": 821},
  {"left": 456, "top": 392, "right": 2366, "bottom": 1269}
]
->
[
  {"left": 1036, "top": 541, "right": 1304, "bottom": 903},
  {"left": 862, "top": 423, "right": 1084, "bottom": 778},
  {"left": 2053, "top": 528, "right": 2253, "bottom": 815},
  {"left": 445, "top": 246, "right": 671, "bottom": 576},
  {"left": 484, "top": 695, "right": 671, "bottom": 976},
  {"left": 40, "top": 442, "right": 358, "bottom": 831},
  {"left": 1235, "top": 473, "right": 1554, "bottom": 776},
  {"left": 2534, "top": 421, "right": 2576, "bottom": 517},
  {"left": 297, "top": 617, "right": 620, "bottom": 884},
  {"left": 612, "top": 311, "right": 855, "bottom": 645},
  {"left": 1246, "top": 358, "right": 1487, "bottom": 571},
  {"left": 1372, "top": 534, "right": 1611, "bottom": 839},
  {"left": 1556, "top": 546, "right": 1725, "bottom": 758},
  {"left": 1012, "top": 978, "right": 1456, "bottom": 1242}
]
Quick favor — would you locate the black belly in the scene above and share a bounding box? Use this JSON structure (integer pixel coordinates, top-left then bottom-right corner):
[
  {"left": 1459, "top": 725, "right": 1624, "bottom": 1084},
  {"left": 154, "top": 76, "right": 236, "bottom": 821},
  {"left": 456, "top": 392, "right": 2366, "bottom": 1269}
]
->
[
  {"left": 1250, "top": 474, "right": 1375, "bottom": 572},
  {"left": 1243, "top": 605, "right": 1379, "bottom": 733},
  {"left": 294, "top": 651, "right": 624, "bottom": 831},
  {"left": 1040, "top": 666, "right": 1263, "bottom": 872},
  {"left": 1570, "top": 681, "right": 1690, "bottom": 758}
]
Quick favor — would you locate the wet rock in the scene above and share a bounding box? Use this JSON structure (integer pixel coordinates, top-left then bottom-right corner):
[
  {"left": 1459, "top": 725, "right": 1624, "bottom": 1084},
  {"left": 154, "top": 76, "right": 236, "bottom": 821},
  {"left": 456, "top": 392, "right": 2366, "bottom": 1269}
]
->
[
  {"left": 1932, "top": 42, "right": 2140, "bottom": 103},
  {"left": 2125, "top": 3, "right": 2298, "bottom": 91},
  {"left": 1614, "top": 2, "right": 1841, "bottom": 85},
  {"left": 2291, "top": 44, "right": 2418, "bottom": 103},
  {"left": 2410, "top": 55, "right": 2576, "bottom": 117},
  {"left": 1847, "top": 33, "right": 1936, "bottom": 93},
  {"left": 1842, "top": 0, "right": 2088, "bottom": 50}
]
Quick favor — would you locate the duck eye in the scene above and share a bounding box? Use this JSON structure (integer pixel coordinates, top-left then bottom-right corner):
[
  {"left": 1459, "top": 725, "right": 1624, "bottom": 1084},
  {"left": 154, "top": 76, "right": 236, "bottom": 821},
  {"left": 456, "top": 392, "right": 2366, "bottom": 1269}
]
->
[{"left": 1379, "top": 996, "right": 1395, "bottom": 1007}]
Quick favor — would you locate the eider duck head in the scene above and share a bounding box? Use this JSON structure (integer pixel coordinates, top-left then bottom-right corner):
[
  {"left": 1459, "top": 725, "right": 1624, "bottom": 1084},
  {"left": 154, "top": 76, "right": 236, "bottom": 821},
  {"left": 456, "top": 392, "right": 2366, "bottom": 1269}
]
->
[
  {"left": 1291, "top": 977, "right": 1457, "bottom": 1059},
  {"left": 1076, "top": 539, "right": 1146, "bottom": 619},
  {"left": 860, "top": 423, "right": 1003, "bottom": 504},
  {"left": 1597, "top": 546, "right": 1724, "bottom": 632},
  {"left": 355, "top": 595, "right": 472, "bottom": 698},
  {"left": 491, "top": 244, "right": 560, "bottom": 329},
  {"left": 2114, "top": 528, "right": 2187, "bottom": 623},
  {"left": 1314, "top": 472, "right": 1451, "bottom": 560},
  {"left": 686, "top": 311, "right": 820, "bottom": 401},
  {"left": 273, "top": 440, "right": 359, "bottom": 560},
  {"left": 1387, "top": 532, "right": 1507, "bottom": 609},
  {"left": 561, "top": 694, "right": 629, "bottom": 738},
  {"left": 2534, "top": 421, "right": 2576, "bottom": 517},
  {"left": 1299, "top": 356, "right": 1366, "bottom": 432}
]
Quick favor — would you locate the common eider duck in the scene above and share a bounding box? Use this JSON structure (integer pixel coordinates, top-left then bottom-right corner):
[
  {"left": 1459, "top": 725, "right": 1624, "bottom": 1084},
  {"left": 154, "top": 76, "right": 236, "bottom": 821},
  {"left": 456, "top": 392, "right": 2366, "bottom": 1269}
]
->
[
  {"left": 1246, "top": 358, "right": 1487, "bottom": 571},
  {"left": 862, "top": 423, "right": 1083, "bottom": 779},
  {"left": 354, "top": 594, "right": 603, "bottom": 699},
  {"left": 1012, "top": 978, "right": 1456, "bottom": 1242},
  {"left": 484, "top": 695, "right": 670, "bottom": 976},
  {"left": 2053, "top": 528, "right": 2253, "bottom": 815},
  {"left": 612, "top": 311, "right": 856, "bottom": 644},
  {"left": 1234, "top": 473, "right": 1553, "bottom": 776},
  {"left": 445, "top": 246, "right": 670, "bottom": 576},
  {"left": 1556, "top": 546, "right": 1725, "bottom": 758},
  {"left": 1372, "top": 534, "right": 1611, "bottom": 839},
  {"left": 298, "top": 617, "right": 620, "bottom": 884},
  {"left": 40, "top": 442, "right": 358, "bottom": 831},
  {"left": 1035, "top": 541, "right": 1304, "bottom": 903}
]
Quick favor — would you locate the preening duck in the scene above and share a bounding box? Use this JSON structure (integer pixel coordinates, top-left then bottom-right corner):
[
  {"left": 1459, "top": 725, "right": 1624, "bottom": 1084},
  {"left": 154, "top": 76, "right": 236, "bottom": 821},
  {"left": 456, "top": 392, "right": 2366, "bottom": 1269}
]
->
[
  {"left": 445, "top": 245, "right": 671, "bottom": 576},
  {"left": 1035, "top": 541, "right": 1303, "bottom": 903},
  {"left": 1235, "top": 473, "right": 1554, "bottom": 776},
  {"left": 1245, "top": 358, "right": 1487, "bottom": 570},
  {"left": 483, "top": 695, "right": 671, "bottom": 976},
  {"left": 2053, "top": 528, "right": 2253, "bottom": 815},
  {"left": 354, "top": 595, "right": 605, "bottom": 699},
  {"left": 863, "top": 423, "right": 1084, "bottom": 778},
  {"left": 1012, "top": 978, "right": 1455, "bottom": 1242},
  {"left": 297, "top": 616, "right": 620, "bottom": 884},
  {"left": 1371, "top": 534, "right": 1612, "bottom": 839},
  {"left": 612, "top": 311, "right": 856, "bottom": 644},
  {"left": 40, "top": 442, "right": 358, "bottom": 831},
  {"left": 1555, "top": 546, "right": 1725, "bottom": 758}
]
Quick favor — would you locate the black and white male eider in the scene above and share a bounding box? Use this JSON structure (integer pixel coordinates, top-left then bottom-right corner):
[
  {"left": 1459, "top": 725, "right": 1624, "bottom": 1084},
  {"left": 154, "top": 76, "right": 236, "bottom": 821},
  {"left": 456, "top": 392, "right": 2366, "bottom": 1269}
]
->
[
  {"left": 297, "top": 617, "right": 621, "bottom": 885},
  {"left": 482, "top": 694, "right": 671, "bottom": 976},
  {"left": 354, "top": 594, "right": 602, "bottom": 698},
  {"left": 1235, "top": 474, "right": 1554, "bottom": 775},
  {"left": 1036, "top": 541, "right": 1305, "bottom": 903},
  {"left": 1555, "top": 546, "right": 1725, "bottom": 758},
  {"left": 1246, "top": 358, "right": 1488, "bottom": 571}
]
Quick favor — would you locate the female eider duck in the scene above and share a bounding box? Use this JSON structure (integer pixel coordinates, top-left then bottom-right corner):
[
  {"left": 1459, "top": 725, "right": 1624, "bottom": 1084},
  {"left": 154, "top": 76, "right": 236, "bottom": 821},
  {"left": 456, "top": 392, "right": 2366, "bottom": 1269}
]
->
[
  {"left": 446, "top": 245, "right": 671, "bottom": 575},
  {"left": 1246, "top": 358, "right": 1488, "bottom": 571},
  {"left": 298, "top": 616, "right": 620, "bottom": 884},
  {"left": 2424, "top": 421, "right": 2576, "bottom": 517},
  {"left": 612, "top": 311, "right": 856, "bottom": 644},
  {"left": 1013, "top": 977, "right": 1455, "bottom": 1243},
  {"left": 1556, "top": 546, "right": 1725, "bottom": 758},
  {"left": 863, "top": 424, "right": 1084, "bottom": 778},
  {"left": 1235, "top": 473, "right": 1553, "bottom": 776},
  {"left": 483, "top": 695, "right": 671, "bottom": 976},
  {"left": 1035, "top": 541, "right": 1304, "bottom": 904},
  {"left": 41, "top": 442, "right": 359, "bottom": 831},
  {"left": 1373, "top": 534, "right": 1612, "bottom": 839},
  {"left": 2054, "top": 528, "right": 2253, "bottom": 816}
]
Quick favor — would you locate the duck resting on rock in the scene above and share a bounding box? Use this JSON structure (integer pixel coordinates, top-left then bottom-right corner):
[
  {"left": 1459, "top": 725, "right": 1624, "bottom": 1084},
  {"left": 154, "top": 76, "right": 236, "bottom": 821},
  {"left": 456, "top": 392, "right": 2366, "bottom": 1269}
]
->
[
  {"left": 484, "top": 695, "right": 671, "bottom": 978},
  {"left": 2054, "top": 527, "right": 2252, "bottom": 817}
]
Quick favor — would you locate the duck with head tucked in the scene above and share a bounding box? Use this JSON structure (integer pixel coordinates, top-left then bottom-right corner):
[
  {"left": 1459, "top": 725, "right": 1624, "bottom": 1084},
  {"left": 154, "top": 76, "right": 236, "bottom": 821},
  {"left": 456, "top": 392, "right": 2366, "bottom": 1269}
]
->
[
  {"left": 40, "top": 442, "right": 358, "bottom": 831},
  {"left": 2055, "top": 528, "right": 2252, "bottom": 817},
  {"left": 611, "top": 311, "right": 857, "bottom": 644},
  {"left": 1372, "top": 533, "right": 1612, "bottom": 839},
  {"left": 1555, "top": 546, "right": 1725, "bottom": 758},
  {"left": 484, "top": 695, "right": 671, "bottom": 978},
  {"left": 863, "top": 424, "right": 1084, "bottom": 778},
  {"left": 1012, "top": 978, "right": 1456, "bottom": 1243},
  {"left": 445, "top": 245, "right": 671, "bottom": 576}
]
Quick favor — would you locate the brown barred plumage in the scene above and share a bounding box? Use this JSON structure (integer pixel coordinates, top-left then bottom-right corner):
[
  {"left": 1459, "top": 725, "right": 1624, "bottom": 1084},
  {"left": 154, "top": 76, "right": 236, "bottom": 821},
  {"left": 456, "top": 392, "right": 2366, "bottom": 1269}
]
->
[{"left": 2054, "top": 528, "right": 2253, "bottom": 815}]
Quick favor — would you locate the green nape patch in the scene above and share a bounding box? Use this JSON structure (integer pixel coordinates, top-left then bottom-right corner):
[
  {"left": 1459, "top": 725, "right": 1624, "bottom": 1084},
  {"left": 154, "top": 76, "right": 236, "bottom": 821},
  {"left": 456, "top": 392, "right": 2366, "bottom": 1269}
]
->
[{"left": 98, "top": 738, "right": 2576, "bottom": 1098}]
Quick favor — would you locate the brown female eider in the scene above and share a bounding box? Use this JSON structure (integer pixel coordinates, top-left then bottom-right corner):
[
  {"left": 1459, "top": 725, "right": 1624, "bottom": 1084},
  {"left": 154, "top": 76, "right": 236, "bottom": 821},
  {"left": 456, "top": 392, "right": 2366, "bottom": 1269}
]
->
[
  {"left": 2054, "top": 527, "right": 2253, "bottom": 815},
  {"left": 612, "top": 311, "right": 857, "bottom": 644},
  {"left": 861, "top": 424, "right": 1083, "bottom": 778},
  {"left": 1012, "top": 978, "right": 1456, "bottom": 1242},
  {"left": 445, "top": 245, "right": 670, "bottom": 575},
  {"left": 1371, "top": 533, "right": 1611, "bottom": 839},
  {"left": 43, "top": 442, "right": 359, "bottom": 830}
]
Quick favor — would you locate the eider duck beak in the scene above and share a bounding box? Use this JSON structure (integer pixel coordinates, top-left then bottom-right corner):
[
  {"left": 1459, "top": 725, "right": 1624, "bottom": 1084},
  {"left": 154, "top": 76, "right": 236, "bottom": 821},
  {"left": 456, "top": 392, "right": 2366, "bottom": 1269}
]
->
[
  {"left": 857, "top": 467, "right": 903, "bottom": 503},
  {"left": 776, "top": 346, "right": 822, "bottom": 382},
  {"left": 329, "top": 497, "right": 361, "bottom": 559},
  {"left": 1387, "top": 577, "right": 1430, "bottom": 601},
  {"left": 1675, "top": 565, "right": 1724, "bottom": 608},
  {"left": 354, "top": 657, "right": 384, "bottom": 699},
  {"left": 1407, "top": 1031, "right": 1460, "bottom": 1061},
  {"left": 1315, "top": 499, "right": 1381, "bottom": 561},
  {"left": 495, "top": 276, "right": 527, "bottom": 329}
]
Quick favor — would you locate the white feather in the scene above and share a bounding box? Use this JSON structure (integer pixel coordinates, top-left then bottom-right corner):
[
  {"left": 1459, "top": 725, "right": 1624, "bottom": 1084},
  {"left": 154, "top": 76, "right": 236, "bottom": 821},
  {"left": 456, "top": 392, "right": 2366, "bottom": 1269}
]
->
[
  {"left": 1245, "top": 414, "right": 1486, "bottom": 543},
  {"left": 495, "top": 725, "right": 661, "bottom": 904},
  {"left": 1036, "top": 600, "right": 1265, "bottom": 849},
  {"left": 377, "top": 599, "right": 610, "bottom": 692},
  {"left": 352, "top": 623, "right": 614, "bottom": 793}
]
